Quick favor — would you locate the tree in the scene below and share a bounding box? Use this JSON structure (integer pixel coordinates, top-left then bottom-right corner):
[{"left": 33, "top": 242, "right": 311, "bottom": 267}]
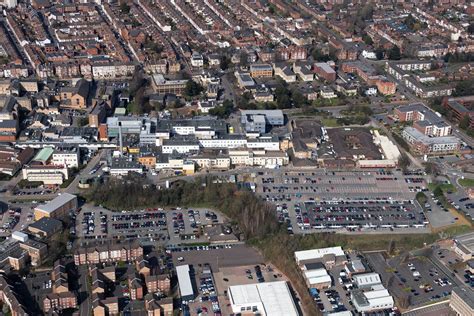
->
[
  {"left": 239, "top": 51, "right": 249, "bottom": 67},
  {"left": 398, "top": 153, "right": 410, "bottom": 172},
  {"left": 274, "top": 81, "right": 291, "bottom": 109},
  {"left": 209, "top": 100, "right": 234, "bottom": 119},
  {"left": 220, "top": 55, "right": 231, "bottom": 71},
  {"left": 120, "top": 3, "right": 130, "bottom": 14},
  {"left": 388, "top": 46, "right": 401, "bottom": 60},
  {"left": 416, "top": 192, "right": 427, "bottom": 205},
  {"left": 291, "top": 89, "right": 307, "bottom": 108},
  {"left": 424, "top": 162, "right": 440, "bottom": 176},
  {"left": 453, "top": 79, "right": 474, "bottom": 97},
  {"left": 312, "top": 49, "right": 330, "bottom": 62},
  {"left": 459, "top": 115, "right": 470, "bottom": 130},
  {"left": 362, "top": 33, "right": 373, "bottom": 46},
  {"left": 184, "top": 80, "right": 203, "bottom": 98},
  {"left": 129, "top": 68, "right": 146, "bottom": 97},
  {"left": 468, "top": 22, "right": 474, "bottom": 35},
  {"left": 433, "top": 186, "right": 443, "bottom": 198},
  {"left": 375, "top": 47, "right": 385, "bottom": 60}
]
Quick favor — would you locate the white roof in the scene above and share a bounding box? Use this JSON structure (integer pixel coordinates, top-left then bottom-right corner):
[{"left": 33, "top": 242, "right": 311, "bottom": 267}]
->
[
  {"left": 304, "top": 268, "right": 328, "bottom": 278},
  {"left": 295, "top": 246, "right": 345, "bottom": 262},
  {"left": 11, "top": 231, "right": 28, "bottom": 241},
  {"left": 353, "top": 273, "right": 381, "bottom": 287},
  {"left": 176, "top": 264, "right": 194, "bottom": 297},
  {"left": 36, "top": 193, "right": 76, "bottom": 214},
  {"left": 365, "top": 288, "right": 390, "bottom": 299},
  {"left": 229, "top": 281, "right": 299, "bottom": 316},
  {"left": 327, "top": 311, "right": 353, "bottom": 316},
  {"left": 307, "top": 275, "right": 332, "bottom": 285}
]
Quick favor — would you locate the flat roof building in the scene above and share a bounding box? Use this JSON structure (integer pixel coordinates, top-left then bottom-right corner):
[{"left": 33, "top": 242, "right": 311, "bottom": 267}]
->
[
  {"left": 176, "top": 264, "right": 194, "bottom": 303},
  {"left": 351, "top": 285, "right": 394, "bottom": 313},
  {"left": 450, "top": 286, "right": 474, "bottom": 316},
  {"left": 453, "top": 232, "right": 474, "bottom": 261},
  {"left": 353, "top": 273, "right": 382, "bottom": 288},
  {"left": 28, "top": 217, "right": 63, "bottom": 238},
  {"left": 34, "top": 193, "right": 78, "bottom": 221},
  {"left": 228, "top": 281, "right": 299, "bottom": 316}
]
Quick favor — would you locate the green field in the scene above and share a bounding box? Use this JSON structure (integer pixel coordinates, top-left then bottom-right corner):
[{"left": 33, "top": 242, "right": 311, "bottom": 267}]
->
[
  {"left": 320, "top": 117, "right": 340, "bottom": 127},
  {"left": 459, "top": 178, "right": 474, "bottom": 188},
  {"left": 428, "top": 182, "right": 456, "bottom": 193}
]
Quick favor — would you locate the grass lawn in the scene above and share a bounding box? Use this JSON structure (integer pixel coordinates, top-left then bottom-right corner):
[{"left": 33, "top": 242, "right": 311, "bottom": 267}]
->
[
  {"left": 459, "top": 178, "right": 474, "bottom": 188},
  {"left": 428, "top": 182, "right": 456, "bottom": 193},
  {"left": 321, "top": 117, "right": 340, "bottom": 127}
]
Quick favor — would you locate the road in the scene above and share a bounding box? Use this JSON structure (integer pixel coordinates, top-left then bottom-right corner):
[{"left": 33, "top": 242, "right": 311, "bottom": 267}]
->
[
  {"left": 65, "top": 150, "right": 106, "bottom": 195},
  {"left": 78, "top": 266, "right": 91, "bottom": 316}
]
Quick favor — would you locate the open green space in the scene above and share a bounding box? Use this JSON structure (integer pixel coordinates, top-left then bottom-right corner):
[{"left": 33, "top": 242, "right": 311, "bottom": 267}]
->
[{"left": 459, "top": 178, "right": 474, "bottom": 188}]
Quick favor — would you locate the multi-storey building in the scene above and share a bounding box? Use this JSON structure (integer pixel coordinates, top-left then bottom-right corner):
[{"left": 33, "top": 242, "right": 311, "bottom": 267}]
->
[{"left": 74, "top": 241, "right": 143, "bottom": 265}]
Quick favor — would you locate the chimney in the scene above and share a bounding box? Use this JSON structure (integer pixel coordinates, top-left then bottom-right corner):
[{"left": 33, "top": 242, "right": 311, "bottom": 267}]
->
[{"left": 118, "top": 122, "right": 123, "bottom": 156}]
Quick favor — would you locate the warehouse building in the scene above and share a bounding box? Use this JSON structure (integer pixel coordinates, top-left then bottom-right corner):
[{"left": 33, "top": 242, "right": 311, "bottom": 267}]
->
[
  {"left": 450, "top": 286, "right": 474, "bottom": 316},
  {"left": 453, "top": 232, "right": 474, "bottom": 261},
  {"left": 351, "top": 285, "right": 394, "bottom": 313},
  {"left": 227, "top": 281, "right": 299, "bottom": 316},
  {"left": 176, "top": 264, "right": 195, "bottom": 303},
  {"left": 301, "top": 262, "right": 332, "bottom": 289},
  {"left": 295, "top": 246, "right": 347, "bottom": 269},
  {"left": 353, "top": 273, "right": 382, "bottom": 289},
  {"left": 240, "top": 110, "right": 284, "bottom": 133},
  {"left": 34, "top": 193, "right": 78, "bottom": 221}
]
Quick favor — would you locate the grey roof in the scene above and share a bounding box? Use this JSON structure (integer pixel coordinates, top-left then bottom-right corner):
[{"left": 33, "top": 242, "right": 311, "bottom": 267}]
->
[
  {"left": 452, "top": 286, "right": 474, "bottom": 309},
  {"left": 35, "top": 193, "right": 77, "bottom": 215},
  {"left": 403, "top": 127, "right": 460, "bottom": 145},
  {"left": 28, "top": 217, "right": 62, "bottom": 234},
  {"left": 397, "top": 103, "right": 448, "bottom": 127}
]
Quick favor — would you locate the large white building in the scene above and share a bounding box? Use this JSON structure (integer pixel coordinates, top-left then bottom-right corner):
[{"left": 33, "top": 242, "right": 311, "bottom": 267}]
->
[
  {"left": 295, "top": 247, "right": 346, "bottom": 265},
  {"left": 353, "top": 273, "right": 382, "bottom": 289},
  {"left": 52, "top": 150, "right": 80, "bottom": 168},
  {"left": 227, "top": 281, "right": 299, "bottom": 316},
  {"left": 22, "top": 165, "right": 69, "bottom": 185},
  {"left": 176, "top": 265, "right": 195, "bottom": 303},
  {"left": 351, "top": 285, "right": 394, "bottom": 313}
]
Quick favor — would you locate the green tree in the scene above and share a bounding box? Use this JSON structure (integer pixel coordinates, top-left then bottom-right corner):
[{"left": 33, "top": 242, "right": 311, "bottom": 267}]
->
[
  {"left": 388, "top": 46, "right": 401, "bottom": 60},
  {"left": 398, "top": 153, "right": 410, "bottom": 172},
  {"left": 209, "top": 100, "right": 234, "bottom": 118},
  {"left": 375, "top": 47, "right": 385, "bottom": 60},
  {"left": 274, "top": 81, "right": 291, "bottom": 109},
  {"left": 459, "top": 115, "right": 470, "bottom": 130},
  {"left": 433, "top": 186, "right": 443, "bottom": 198},
  {"left": 312, "top": 49, "right": 330, "bottom": 62},
  {"left": 424, "top": 162, "right": 440, "bottom": 176},
  {"left": 362, "top": 33, "right": 373, "bottom": 46},
  {"left": 291, "top": 90, "right": 307, "bottom": 108},
  {"left": 239, "top": 51, "right": 249, "bottom": 67},
  {"left": 468, "top": 22, "right": 474, "bottom": 35},
  {"left": 453, "top": 79, "right": 474, "bottom": 97},
  {"left": 220, "top": 55, "right": 231, "bottom": 71},
  {"left": 184, "top": 80, "right": 203, "bottom": 97},
  {"left": 120, "top": 3, "right": 130, "bottom": 14}
]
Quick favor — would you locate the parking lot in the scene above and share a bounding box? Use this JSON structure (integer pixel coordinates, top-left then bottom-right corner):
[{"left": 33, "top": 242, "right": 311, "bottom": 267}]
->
[
  {"left": 75, "top": 206, "right": 226, "bottom": 245},
  {"left": 256, "top": 170, "right": 436, "bottom": 234},
  {"left": 366, "top": 252, "right": 456, "bottom": 308},
  {"left": 277, "top": 199, "right": 428, "bottom": 234},
  {"left": 257, "top": 170, "right": 420, "bottom": 202},
  {"left": 0, "top": 202, "right": 35, "bottom": 237}
]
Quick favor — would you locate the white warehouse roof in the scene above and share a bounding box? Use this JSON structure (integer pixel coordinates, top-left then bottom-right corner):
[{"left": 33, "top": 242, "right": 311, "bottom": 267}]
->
[
  {"left": 176, "top": 264, "right": 194, "bottom": 298},
  {"left": 304, "top": 268, "right": 332, "bottom": 286},
  {"left": 228, "top": 281, "right": 299, "bottom": 316},
  {"left": 353, "top": 273, "right": 382, "bottom": 287},
  {"left": 295, "top": 246, "right": 345, "bottom": 262}
]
